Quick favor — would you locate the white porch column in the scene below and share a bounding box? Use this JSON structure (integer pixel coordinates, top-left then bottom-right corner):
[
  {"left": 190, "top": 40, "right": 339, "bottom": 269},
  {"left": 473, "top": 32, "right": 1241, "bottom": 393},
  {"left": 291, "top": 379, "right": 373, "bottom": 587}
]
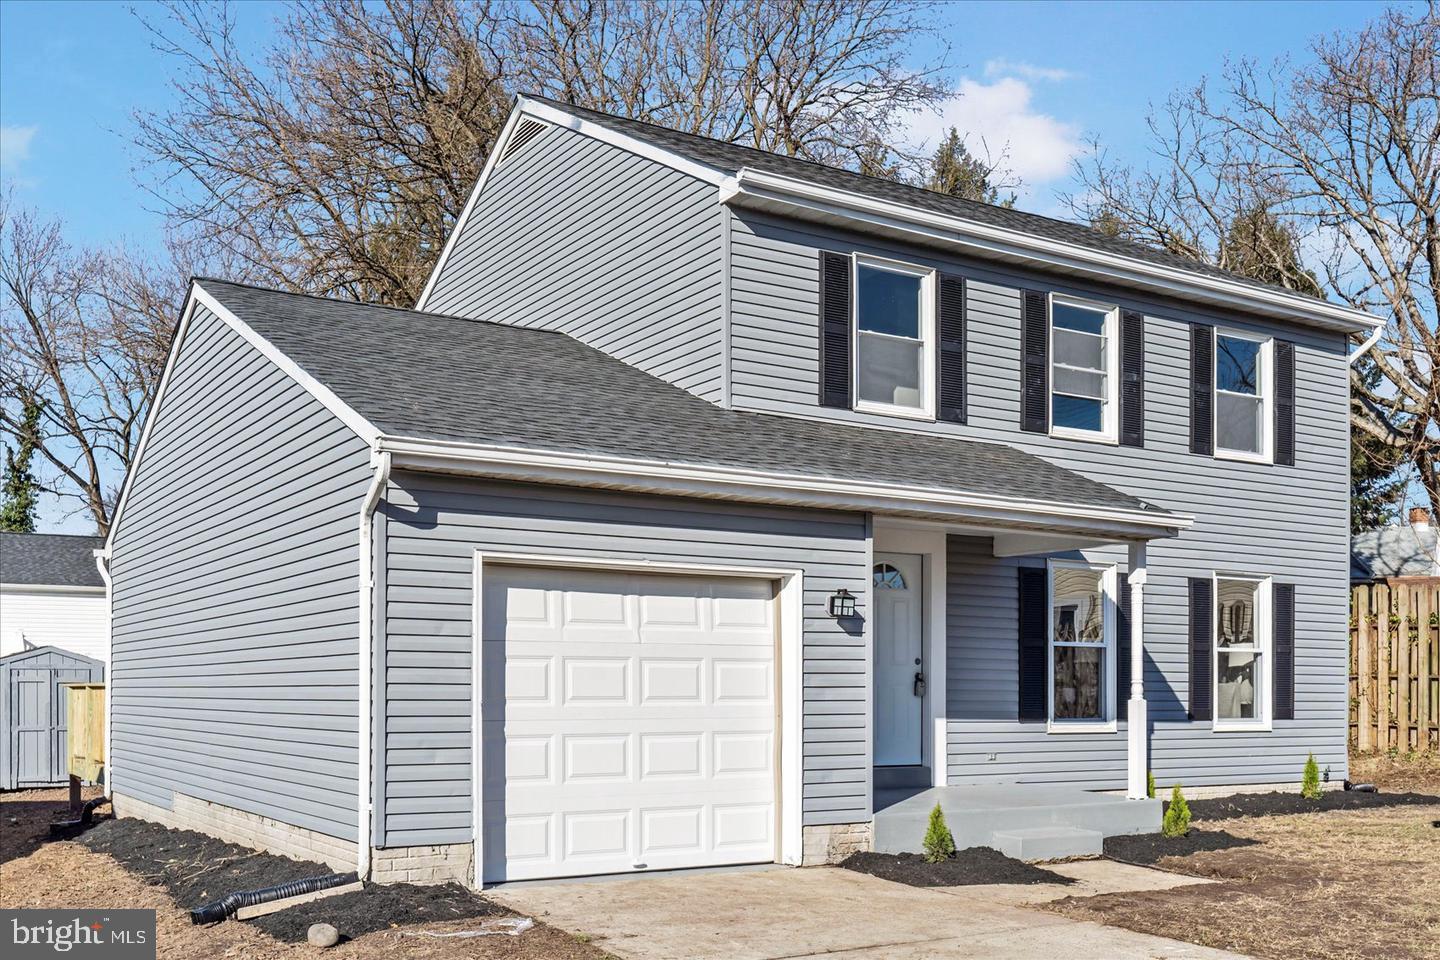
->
[{"left": 1126, "top": 541, "right": 1149, "bottom": 800}]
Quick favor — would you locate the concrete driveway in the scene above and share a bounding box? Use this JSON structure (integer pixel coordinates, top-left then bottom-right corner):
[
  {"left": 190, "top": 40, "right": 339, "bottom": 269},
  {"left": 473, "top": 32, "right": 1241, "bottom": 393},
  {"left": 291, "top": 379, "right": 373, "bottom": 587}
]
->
[{"left": 491, "top": 863, "right": 1247, "bottom": 960}]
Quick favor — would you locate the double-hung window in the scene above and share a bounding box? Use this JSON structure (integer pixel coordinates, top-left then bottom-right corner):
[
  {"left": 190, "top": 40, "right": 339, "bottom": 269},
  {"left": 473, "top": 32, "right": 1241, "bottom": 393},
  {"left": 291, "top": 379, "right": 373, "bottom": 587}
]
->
[
  {"left": 853, "top": 255, "right": 935, "bottom": 419},
  {"left": 1050, "top": 295, "right": 1118, "bottom": 442},
  {"left": 1214, "top": 574, "right": 1271, "bottom": 730},
  {"left": 1214, "top": 329, "right": 1272, "bottom": 461},
  {"left": 1048, "top": 560, "right": 1115, "bottom": 729}
]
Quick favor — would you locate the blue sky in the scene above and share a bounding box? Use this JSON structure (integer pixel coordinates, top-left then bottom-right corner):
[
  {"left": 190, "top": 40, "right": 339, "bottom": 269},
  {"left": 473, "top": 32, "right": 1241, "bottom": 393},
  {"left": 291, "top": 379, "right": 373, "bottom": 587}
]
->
[{"left": 0, "top": 0, "right": 1398, "bottom": 531}]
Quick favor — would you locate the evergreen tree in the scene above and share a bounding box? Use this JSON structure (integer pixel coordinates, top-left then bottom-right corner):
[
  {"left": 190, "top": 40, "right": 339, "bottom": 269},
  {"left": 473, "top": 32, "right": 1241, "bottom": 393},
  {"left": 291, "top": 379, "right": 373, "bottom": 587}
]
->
[
  {"left": 0, "top": 397, "right": 43, "bottom": 534},
  {"left": 1301, "top": 753, "right": 1322, "bottom": 800},
  {"left": 1162, "top": 784, "right": 1191, "bottom": 837},
  {"left": 921, "top": 803, "right": 956, "bottom": 862},
  {"left": 925, "top": 127, "right": 1016, "bottom": 207}
]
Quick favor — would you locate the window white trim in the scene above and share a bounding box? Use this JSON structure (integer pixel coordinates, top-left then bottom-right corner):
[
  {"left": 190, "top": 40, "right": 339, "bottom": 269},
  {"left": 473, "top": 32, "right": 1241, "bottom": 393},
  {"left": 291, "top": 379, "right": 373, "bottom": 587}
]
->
[
  {"left": 1047, "top": 293, "right": 1120, "bottom": 445},
  {"left": 1213, "top": 327, "right": 1273, "bottom": 464},
  {"left": 1212, "top": 572, "right": 1273, "bottom": 732},
  {"left": 1046, "top": 559, "right": 1118, "bottom": 733},
  {"left": 851, "top": 253, "right": 937, "bottom": 421}
]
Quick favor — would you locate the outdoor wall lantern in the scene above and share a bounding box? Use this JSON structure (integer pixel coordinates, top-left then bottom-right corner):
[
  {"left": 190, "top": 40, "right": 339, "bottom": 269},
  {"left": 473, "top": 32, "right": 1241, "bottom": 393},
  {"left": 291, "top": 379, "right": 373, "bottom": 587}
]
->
[{"left": 828, "top": 588, "right": 857, "bottom": 618}]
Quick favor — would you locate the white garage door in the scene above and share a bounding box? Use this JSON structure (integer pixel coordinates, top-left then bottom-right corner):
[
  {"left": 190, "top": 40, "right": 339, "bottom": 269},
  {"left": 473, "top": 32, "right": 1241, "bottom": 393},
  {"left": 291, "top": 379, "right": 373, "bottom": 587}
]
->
[{"left": 480, "top": 565, "right": 778, "bottom": 883}]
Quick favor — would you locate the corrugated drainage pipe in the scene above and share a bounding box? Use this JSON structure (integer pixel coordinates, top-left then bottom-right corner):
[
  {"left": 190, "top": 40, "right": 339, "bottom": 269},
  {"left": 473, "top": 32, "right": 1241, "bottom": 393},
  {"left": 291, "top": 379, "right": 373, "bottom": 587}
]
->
[{"left": 189, "top": 872, "right": 359, "bottom": 925}]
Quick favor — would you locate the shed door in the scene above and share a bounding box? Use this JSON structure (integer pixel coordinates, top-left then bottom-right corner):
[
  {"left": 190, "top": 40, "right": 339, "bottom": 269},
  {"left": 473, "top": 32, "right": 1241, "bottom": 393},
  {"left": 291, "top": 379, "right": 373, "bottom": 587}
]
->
[
  {"left": 480, "top": 566, "right": 777, "bottom": 883},
  {"left": 13, "top": 669, "right": 54, "bottom": 785}
]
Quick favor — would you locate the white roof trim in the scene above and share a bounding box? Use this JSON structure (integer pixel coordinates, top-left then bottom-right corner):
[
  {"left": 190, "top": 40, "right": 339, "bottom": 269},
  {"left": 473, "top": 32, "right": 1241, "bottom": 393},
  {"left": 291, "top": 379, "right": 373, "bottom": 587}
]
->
[
  {"left": 105, "top": 282, "right": 381, "bottom": 549},
  {"left": 376, "top": 434, "right": 1192, "bottom": 541},
  {"left": 722, "top": 168, "right": 1382, "bottom": 334},
  {"left": 0, "top": 583, "right": 106, "bottom": 595},
  {"left": 426, "top": 98, "right": 1376, "bottom": 334}
]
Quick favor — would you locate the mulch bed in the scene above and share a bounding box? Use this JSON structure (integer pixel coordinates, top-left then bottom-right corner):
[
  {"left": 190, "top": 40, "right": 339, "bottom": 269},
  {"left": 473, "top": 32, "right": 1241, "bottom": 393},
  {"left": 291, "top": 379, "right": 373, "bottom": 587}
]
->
[
  {"left": 248, "top": 882, "right": 506, "bottom": 943},
  {"left": 840, "top": 847, "right": 1075, "bottom": 887},
  {"left": 1103, "top": 828, "right": 1259, "bottom": 866},
  {"left": 78, "top": 818, "right": 500, "bottom": 943},
  {"left": 1179, "top": 789, "right": 1440, "bottom": 821}
]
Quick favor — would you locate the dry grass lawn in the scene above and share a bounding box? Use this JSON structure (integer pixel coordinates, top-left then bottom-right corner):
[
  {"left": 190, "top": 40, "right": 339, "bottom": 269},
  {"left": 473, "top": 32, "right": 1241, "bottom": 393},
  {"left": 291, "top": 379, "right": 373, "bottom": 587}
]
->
[
  {"left": 1, "top": 789, "right": 611, "bottom": 960},
  {"left": 1048, "top": 783, "right": 1440, "bottom": 960}
]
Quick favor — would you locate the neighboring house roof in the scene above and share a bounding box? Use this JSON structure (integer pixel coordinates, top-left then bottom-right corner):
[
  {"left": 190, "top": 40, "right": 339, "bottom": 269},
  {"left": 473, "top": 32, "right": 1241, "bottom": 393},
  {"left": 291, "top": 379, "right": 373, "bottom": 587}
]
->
[
  {"left": 1350, "top": 525, "right": 1440, "bottom": 580},
  {"left": 195, "top": 279, "right": 1183, "bottom": 530},
  {"left": 0, "top": 532, "right": 106, "bottom": 588},
  {"left": 491, "top": 95, "right": 1377, "bottom": 336}
]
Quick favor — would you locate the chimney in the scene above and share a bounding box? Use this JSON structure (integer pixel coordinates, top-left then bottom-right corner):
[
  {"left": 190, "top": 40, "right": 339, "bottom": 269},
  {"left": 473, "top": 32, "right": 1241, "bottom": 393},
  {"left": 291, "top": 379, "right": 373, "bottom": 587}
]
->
[{"left": 1410, "top": 507, "right": 1431, "bottom": 529}]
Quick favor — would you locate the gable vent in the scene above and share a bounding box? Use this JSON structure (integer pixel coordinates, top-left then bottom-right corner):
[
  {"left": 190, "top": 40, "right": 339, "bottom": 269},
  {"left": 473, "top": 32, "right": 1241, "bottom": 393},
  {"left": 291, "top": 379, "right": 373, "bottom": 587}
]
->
[{"left": 500, "top": 117, "right": 549, "bottom": 163}]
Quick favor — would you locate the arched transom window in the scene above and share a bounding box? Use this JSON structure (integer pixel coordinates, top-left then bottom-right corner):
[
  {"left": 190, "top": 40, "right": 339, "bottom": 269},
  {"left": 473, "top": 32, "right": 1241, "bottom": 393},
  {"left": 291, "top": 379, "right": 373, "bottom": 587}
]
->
[{"left": 872, "top": 563, "right": 907, "bottom": 590}]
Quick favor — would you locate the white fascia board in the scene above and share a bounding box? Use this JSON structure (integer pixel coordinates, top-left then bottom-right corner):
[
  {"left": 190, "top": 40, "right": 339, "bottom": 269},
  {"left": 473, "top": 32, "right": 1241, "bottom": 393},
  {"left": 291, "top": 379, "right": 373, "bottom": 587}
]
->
[
  {"left": 105, "top": 283, "right": 382, "bottom": 550},
  {"left": 414, "top": 106, "right": 527, "bottom": 310},
  {"left": 723, "top": 168, "right": 1383, "bottom": 336},
  {"left": 0, "top": 583, "right": 107, "bottom": 595},
  {"left": 377, "top": 435, "right": 1192, "bottom": 541}
]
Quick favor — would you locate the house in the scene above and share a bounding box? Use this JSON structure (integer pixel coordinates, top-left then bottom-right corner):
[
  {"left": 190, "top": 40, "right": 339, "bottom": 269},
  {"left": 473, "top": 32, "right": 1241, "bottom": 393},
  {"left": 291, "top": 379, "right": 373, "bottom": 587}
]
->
[
  {"left": 1351, "top": 508, "right": 1439, "bottom": 582},
  {"left": 1, "top": 532, "right": 108, "bottom": 662},
  {"left": 100, "top": 95, "right": 1379, "bottom": 886}
]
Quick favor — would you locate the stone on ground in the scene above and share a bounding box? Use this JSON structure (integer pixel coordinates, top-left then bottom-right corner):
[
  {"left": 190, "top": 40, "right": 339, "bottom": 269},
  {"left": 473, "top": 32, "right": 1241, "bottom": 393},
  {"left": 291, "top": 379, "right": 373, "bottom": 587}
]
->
[{"left": 307, "top": 922, "right": 339, "bottom": 948}]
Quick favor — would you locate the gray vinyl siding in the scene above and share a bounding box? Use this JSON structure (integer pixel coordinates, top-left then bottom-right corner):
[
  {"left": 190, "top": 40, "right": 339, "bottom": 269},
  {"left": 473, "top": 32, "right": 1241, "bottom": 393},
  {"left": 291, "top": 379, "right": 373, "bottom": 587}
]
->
[
  {"left": 108, "top": 305, "right": 372, "bottom": 841},
  {"left": 377, "top": 473, "right": 869, "bottom": 848},
  {"left": 423, "top": 125, "right": 726, "bottom": 404},
  {"left": 729, "top": 210, "right": 1350, "bottom": 790}
]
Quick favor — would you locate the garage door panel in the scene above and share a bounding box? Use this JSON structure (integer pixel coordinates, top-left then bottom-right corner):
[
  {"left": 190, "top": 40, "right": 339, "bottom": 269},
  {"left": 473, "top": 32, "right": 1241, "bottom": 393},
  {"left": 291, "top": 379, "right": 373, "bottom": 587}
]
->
[{"left": 481, "top": 566, "right": 778, "bottom": 882}]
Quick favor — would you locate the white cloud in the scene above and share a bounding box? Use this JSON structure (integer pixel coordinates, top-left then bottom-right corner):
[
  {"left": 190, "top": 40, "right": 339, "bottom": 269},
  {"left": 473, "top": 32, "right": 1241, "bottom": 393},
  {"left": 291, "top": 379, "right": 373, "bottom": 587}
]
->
[
  {"left": 907, "top": 77, "right": 1083, "bottom": 188},
  {"left": 982, "top": 59, "right": 1075, "bottom": 83},
  {"left": 1, "top": 125, "right": 38, "bottom": 174}
]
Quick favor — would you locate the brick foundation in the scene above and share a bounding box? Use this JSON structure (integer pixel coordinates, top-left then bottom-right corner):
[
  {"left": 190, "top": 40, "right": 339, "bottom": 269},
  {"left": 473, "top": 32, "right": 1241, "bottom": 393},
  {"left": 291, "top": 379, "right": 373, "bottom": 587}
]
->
[
  {"left": 369, "top": 843, "right": 474, "bottom": 885},
  {"left": 112, "top": 791, "right": 356, "bottom": 871},
  {"left": 801, "top": 822, "right": 873, "bottom": 865}
]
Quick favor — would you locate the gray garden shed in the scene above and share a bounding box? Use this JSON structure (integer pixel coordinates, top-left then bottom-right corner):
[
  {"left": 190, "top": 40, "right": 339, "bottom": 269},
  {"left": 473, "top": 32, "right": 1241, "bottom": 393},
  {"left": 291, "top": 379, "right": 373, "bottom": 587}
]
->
[{"left": 0, "top": 646, "right": 105, "bottom": 789}]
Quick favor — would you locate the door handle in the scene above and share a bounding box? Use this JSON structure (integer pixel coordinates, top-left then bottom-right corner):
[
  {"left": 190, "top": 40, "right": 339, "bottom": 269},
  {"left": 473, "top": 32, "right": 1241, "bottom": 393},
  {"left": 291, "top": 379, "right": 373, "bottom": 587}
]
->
[{"left": 913, "top": 672, "right": 926, "bottom": 698}]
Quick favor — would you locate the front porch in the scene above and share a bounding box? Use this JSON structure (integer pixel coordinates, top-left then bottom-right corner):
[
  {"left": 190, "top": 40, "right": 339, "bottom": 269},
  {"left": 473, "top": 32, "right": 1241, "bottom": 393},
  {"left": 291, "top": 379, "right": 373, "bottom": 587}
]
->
[{"left": 873, "top": 784, "right": 1162, "bottom": 860}]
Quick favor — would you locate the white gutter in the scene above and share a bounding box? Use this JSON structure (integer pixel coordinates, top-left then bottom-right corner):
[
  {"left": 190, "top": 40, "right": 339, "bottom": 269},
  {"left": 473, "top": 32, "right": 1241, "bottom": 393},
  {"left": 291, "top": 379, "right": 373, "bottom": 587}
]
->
[
  {"left": 93, "top": 547, "right": 113, "bottom": 800},
  {"left": 721, "top": 168, "right": 1384, "bottom": 336},
  {"left": 376, "top": 435, "right": 1192, "bottom": 541},
  {"left": 356, "top": 448, "right": 392, "bottom": 881}
]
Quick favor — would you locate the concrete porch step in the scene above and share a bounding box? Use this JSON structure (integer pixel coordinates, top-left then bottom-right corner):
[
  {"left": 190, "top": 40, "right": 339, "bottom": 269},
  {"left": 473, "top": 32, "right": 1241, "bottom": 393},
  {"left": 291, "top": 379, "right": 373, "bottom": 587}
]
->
[{"left": 990, "top": 826, "right": 1102, "bottom": 861}]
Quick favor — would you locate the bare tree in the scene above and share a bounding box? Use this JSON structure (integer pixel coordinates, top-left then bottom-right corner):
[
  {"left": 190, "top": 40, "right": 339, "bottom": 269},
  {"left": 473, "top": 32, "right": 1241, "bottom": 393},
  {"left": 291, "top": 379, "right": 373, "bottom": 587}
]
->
[
  {"left": 1068, "top": 5, "right": 1440, "bottom": 512},
  {"left": 0, "top": 197, "right": 182, "bottom": 534},
  {"left": 134, "top": 0, "right": 948, "bottom": 307}
]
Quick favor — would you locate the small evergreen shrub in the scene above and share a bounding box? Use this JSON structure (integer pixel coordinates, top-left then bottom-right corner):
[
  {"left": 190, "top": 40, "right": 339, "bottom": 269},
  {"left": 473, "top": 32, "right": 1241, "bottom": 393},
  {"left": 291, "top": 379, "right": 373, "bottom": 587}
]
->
[
  {"left": 922, "top": 803, "right": 956, "bottom": 863},
  {"left": 1301, "top": 752, "right": 1322, "bottom": 800},
  {"left": 1162, "top": 784, "right": 1191, "bottom": 837},
  {"left": 1147, "top": 770, "right": 1156, "bottom": 800}
]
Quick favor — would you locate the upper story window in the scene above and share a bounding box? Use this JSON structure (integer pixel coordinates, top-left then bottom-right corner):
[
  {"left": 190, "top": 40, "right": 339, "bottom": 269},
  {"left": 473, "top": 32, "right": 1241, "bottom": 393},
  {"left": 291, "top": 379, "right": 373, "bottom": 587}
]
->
[
  {"left": 1214, "top": 574, "right": 1271, "bottom": 730},
  {"left": 853, "top": 255, "right": 935, "bottom": 419},
  {"left": 1048, "top": 560, "right": 1116, "bottom": 729},
  {"left": 1214, "top": 329, "right": 1272, "bottom": 461},
  {"left": 1049, "top": 294, "right": 1118, "bottom": 443}
]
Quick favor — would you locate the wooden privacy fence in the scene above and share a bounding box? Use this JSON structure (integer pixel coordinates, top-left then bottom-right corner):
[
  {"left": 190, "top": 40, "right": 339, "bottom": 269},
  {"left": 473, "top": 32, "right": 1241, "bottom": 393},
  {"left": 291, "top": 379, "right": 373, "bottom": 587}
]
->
[
  {"left": 64, "top": 682, "right": 105, "bottom": 783},
  {"left": 1350, "top": 580, "right": 1440, "bottom": 753}
]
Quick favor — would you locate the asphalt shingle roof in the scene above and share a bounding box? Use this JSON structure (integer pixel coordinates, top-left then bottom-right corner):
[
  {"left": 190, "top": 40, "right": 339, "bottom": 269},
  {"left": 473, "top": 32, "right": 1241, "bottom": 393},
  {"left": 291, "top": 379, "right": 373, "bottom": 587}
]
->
[
  {"left": 1351, "top": 525, "right": 1439, "bottom": 580},
  {"left": 200, "top": 279, "right": 1175, "bottom": 522},
  {"left": 528, "top": 95, "right": 1317, "bottom": 304},
  {"left": 0, "top": 532, "right": 105, "bottom": 587}
]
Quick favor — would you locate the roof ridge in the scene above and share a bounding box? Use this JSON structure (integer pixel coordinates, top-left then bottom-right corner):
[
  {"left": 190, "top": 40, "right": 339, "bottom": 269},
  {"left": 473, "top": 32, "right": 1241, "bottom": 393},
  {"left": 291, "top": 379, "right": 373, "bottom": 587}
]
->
[{"left": 192, "top": 276, "right": 571, "bottom": 336}]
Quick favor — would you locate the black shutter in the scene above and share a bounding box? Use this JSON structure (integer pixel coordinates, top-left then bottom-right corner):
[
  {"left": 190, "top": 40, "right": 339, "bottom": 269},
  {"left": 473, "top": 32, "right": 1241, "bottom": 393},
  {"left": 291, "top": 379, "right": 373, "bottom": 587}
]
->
[
  {"left": 937, "top": 273, "right": 967, "bottom": 423},
  {"left": 1190, "top": 323, "right": 1214, "bottom": 455},
  {"left": 1120, "top": 311, "right": 1146, "bottom": 447},
  {"left": 1117, "top": 572, "right": 1132, "bottom": 721},
  {"left": 1274, "top": 339, "right": 1296, "bottom": 466},
  {"left": 1188, "top": 577, "right": 1213, "bottom": 721},
  {"left": 1021, "top": 290, "right": 1049, "bottom": 432},
  {"left": 1273, "top": 583, "right": 1295, "bottom": 721},
  {"left": 1018, "top": 567, "right": 1048, "bottom": 721},
  {"left": 819, "top": 251, "right": 852, "bottom": 408}
]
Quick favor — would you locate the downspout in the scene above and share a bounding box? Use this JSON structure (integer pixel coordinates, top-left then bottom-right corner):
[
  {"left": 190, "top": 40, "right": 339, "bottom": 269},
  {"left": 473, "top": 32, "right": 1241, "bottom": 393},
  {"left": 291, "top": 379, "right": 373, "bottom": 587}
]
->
[
  {"left": 1348, "top": 324, "right": 1384, "bottom": 365},
  {"left": 357, "top": 448, "right": 392, "bottom": 882},
  {"left": 93, "top": 547, "right": 112, "bottom": 800}
]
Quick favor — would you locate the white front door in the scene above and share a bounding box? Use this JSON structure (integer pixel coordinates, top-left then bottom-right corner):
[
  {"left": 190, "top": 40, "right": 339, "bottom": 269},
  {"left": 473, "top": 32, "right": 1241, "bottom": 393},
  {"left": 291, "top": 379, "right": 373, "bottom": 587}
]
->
[
  {"left": 873, "top": 552, "right": 924, "bottom": 766},
  {"left": 480, "top": 565, "right": 778, "bottom": 882}
]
